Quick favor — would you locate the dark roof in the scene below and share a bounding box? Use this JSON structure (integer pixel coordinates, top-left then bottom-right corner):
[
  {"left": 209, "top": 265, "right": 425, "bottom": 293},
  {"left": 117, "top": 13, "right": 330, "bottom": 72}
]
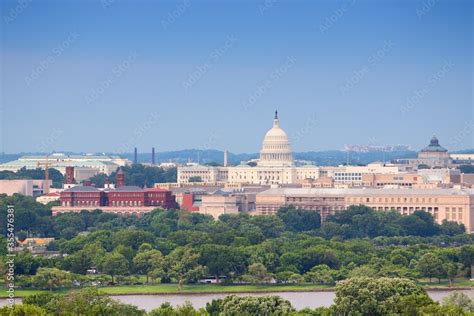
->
[
  {"left": 64, "top": 186, "right": 100, "bottom": 192},
  {"left": 420, "top": 136, "right": 448, "bottom": 153},
  {"left": 113, "top": 186, "right": 144, "bottom": 192}
]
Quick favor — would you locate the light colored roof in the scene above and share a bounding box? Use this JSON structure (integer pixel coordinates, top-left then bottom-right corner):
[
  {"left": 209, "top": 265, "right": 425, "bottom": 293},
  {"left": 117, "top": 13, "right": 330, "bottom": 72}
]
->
[
  {"left": 258, "top": 187, "right": 474, "bottom": 196},
  {"left": 64, "top": 186, "right": 101, "bottom": 192}
]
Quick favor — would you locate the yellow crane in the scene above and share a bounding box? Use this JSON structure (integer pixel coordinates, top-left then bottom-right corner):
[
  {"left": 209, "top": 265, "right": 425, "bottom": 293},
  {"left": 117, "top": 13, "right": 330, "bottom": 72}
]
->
[{"left": 37, "top": 156, "right": 51, "bottom": 194}]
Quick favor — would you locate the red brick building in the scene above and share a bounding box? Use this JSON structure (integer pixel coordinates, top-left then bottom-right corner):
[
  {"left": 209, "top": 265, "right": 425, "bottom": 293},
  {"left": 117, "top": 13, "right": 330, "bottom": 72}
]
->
[
  {"left": 108, "top": 186, "right": 146, "bottom": 207},
  {"left": 60, "top": 186, "right": 105, "bottom": 207},
  {"left": 59, "top": 186, "right": 176, "bottom": 210},
  {"left": 56, "top": 169, "right": 176, "bottom": 214},
  {"left": 145, "top": 188, "right": 177, "bottom": 208}
]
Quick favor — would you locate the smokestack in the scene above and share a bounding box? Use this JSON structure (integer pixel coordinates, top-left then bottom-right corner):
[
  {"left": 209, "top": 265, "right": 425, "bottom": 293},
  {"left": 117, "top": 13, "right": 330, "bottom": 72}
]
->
[
  {"left": 223, "top": 150, "right": 228, "bottom": 167},
  {"left": 134, "top": 147, "right": 138, "bottom": 164},
  {"left": 152, "top": 147, "right": 155, "bottom": 165}
]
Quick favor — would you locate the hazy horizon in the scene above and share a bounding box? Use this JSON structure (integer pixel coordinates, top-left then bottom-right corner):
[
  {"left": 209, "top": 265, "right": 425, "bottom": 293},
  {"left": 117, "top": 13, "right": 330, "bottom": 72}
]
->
[{"left": 1, "top": 0, "right": 473, "bottom": 154}]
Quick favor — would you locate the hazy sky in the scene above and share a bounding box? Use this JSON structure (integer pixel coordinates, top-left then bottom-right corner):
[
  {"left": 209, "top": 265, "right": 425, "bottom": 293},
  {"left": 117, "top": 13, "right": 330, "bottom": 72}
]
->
[{"left": 1, "top": 0, "right": 473, "bottom": 154}]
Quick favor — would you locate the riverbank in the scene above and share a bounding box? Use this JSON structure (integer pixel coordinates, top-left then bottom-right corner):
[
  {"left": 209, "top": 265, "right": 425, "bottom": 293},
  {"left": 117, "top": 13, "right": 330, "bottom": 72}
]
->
[{"left": 1, "top": 281, "right": 472, "bottom": 298}]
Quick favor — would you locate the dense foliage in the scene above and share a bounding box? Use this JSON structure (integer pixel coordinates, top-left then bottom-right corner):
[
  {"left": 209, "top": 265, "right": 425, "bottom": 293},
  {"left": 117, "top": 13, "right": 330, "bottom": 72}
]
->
[
  {"left": 3, "top": 282, "right": 472, "bottom": 315},
  {"left": 0, "top": 194, "right": 472, "bottom": 292},
  {"left": 89, "top": 164, "right": 176, "bottom": 187},
  {"left": 0, "top": 193, "right": 473, "bottom": 314}
]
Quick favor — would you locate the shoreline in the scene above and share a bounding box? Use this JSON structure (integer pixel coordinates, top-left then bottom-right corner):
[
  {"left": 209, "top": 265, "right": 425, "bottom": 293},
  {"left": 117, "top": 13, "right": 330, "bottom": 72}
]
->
[{"left": 1, "top": 286, "right": 472, "bottom": 299}]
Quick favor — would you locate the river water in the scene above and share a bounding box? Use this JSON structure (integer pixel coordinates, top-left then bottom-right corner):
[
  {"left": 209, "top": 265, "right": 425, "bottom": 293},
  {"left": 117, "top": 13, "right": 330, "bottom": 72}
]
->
[{"left": 1, "top": 289, "right": 472, "bottom": 311}]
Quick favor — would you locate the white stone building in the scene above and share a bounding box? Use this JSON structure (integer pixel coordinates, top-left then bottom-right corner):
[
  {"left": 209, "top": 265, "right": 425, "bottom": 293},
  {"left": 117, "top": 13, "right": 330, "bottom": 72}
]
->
[{"left": 178, "top": 112, "right": 406, "bottom": 186}]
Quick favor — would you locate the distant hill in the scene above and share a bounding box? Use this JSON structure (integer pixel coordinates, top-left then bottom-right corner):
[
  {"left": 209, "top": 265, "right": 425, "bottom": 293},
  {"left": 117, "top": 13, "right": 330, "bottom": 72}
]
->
[
  {"left": 8, "top": 148, "right": 474, "bottom": 167},
  {"left": 122, "top": 149, "right": 418, "bottom": 166}
]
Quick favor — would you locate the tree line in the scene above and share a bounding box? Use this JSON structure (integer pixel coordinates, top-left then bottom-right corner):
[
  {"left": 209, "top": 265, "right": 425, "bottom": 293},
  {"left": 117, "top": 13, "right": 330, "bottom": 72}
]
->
[
  {"left": 1, "top": 195, "right": 473, "bottom": 291},
  {"left": 2, "top": 278, "right": 473, "bottom": 315}
]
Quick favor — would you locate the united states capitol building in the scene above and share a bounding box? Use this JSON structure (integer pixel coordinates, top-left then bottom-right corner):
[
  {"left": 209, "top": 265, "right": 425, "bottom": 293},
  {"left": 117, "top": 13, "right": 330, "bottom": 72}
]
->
[{"left": 178, "top": 112, "right": 321, "bottom": 186}]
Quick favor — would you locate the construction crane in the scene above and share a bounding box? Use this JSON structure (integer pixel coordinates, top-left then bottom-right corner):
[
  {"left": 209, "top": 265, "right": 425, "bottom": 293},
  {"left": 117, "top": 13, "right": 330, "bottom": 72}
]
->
[{"left": 37, "top": 156, "right": 51, "bottom": 194}]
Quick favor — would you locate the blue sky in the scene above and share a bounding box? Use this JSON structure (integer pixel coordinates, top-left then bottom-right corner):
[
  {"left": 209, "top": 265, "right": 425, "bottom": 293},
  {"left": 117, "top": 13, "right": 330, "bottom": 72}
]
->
[{"left": 1, "top": 0, "right": 472, "bottom": 153}]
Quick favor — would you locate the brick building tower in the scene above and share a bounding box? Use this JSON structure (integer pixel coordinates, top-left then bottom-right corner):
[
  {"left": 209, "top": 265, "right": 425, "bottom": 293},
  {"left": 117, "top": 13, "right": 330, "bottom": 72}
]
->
[
  {"left": 116, "top": 168, "right": 125, "bottom": 187},
  {"left": 65, "top": 166, "right": 75, "bottom": 184}
]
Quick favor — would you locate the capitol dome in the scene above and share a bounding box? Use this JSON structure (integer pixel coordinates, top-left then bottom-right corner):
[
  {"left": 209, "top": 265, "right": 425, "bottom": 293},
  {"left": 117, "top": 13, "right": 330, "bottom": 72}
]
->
[{"left": 258, "top": 111, "right": 293, "bottom": 167}]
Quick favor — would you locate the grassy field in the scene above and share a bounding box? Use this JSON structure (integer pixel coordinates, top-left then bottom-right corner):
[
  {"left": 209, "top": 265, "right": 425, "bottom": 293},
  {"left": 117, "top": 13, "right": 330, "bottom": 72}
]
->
[
  {"left": 1, "top": 279, "right": 472, "bottom": 298},
  {"left": 100, "top": 283, "right": 331, "bottom": 295}
]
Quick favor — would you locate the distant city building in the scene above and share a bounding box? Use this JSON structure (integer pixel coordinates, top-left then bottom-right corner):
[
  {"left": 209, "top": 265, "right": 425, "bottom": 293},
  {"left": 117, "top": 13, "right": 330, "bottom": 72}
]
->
[
  {"left": 0, "top": 153, "right": 130, "bottom": 177},
  {"left": 344, "top": 144, "right": 411, "bottom": 152},
  {"left": 178, "top": 112, "right": 377, "bottom": 186},
  {"left": 36, "top": 192, "right": 60, "bottom": 204},
  {"left": 0, "top": 179, "right": 52, "bottom": 197},
  {"left": 394, "top": 136, "right": 452, "bottom": 168},
  {"left": 52, "top": 169, "right": 176, "bottom": 215},
  {"left": 451, "top": 153, "right": 474, "bottom": 165},
  {"left": 255, "top": 187, "right": 474, "bottom": 233}
]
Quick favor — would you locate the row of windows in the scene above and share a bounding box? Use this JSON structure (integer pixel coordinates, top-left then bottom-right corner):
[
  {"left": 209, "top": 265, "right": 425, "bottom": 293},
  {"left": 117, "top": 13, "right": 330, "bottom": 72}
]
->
[
  {"left": 258, "top": 205, "right": 464, "bottom": 223},
  {"left": 111, "top": 201, "right": 143, "bottom": 206},
  {"left": 111, "top": 193, "right": 143, "bottom": 198},
  {"left": 446, "top": 207, "right": 463, "bottom": 220},
  {"left": 62, "top": 201, "right": 99, "bottom": 206},
  {"left": 347, "top": 197, "right": 440, "bottom": 203}
]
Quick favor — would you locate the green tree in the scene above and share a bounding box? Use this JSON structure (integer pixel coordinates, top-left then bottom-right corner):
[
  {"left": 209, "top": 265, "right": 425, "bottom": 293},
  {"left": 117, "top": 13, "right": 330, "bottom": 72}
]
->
[
  {"left": 209, "top": 295, "right": 295, "bottom": 315},
  {"left": 304, "top": 264, "right": 335, "bottom": 285},
  {"left": 445, "top": 262, "right": 460, "bottom": 287},
  {"left": 459, "top": 244, "right": 474, "bottom": 278},
  {"left": 45, "top": 288, "right": 145, "bottom": 315},
  {"left": 417, "top": 253, "right": 444, "bottom": 283},
  {"left": 242, "top": 263, "right": 274, "bottom": 285},
  {"left": 0, "top": 304, "right": 48, "bottom": 315},
  {"left": 165, "top": 247, "right": 206, "bottom": 290},
  {"left": 101, "top": 252, "right": 129, "bottom": 284},
  {"left": 32, "top": 268, "right": 72, "bottom": 292},
  {"left": 133, "top": 249, "right": 163, "bottom": 283},
  {"left": 199, "top": 244, "right": 246, "bottom": 283},
  {"left": 277, "top": 206, "right": 321, "bottom": 232},
  {"left": 442, "top": 291, "right": 474, "bottom": 312},
  {"left": 333, "top": 277, "right": 430, "bottom": 315}
]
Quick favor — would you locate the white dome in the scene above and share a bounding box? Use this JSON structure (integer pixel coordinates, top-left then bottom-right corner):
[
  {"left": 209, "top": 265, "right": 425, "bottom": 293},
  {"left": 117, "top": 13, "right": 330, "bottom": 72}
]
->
[
  {"left": 264, "top": 125, "right": 288, "bottom": 139},
  {"left": 258, "top": 112, "right": 293, "bottom": 167}
]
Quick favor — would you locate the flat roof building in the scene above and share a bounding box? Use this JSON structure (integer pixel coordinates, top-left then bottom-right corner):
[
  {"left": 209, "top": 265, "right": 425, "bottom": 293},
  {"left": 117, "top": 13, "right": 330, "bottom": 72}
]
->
[{"left": 255, "top": 187, "right": 474, "bottom": 233}]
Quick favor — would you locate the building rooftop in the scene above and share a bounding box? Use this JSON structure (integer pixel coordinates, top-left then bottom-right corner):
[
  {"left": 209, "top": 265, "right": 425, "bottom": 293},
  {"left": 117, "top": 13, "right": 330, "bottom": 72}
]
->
[
  {"left": 63, "top": 186, "right": 101, "bottom": 192},
  {"left": 258, "top": 187, "right": 474, "bottom": 196},
  {"left": 420, "top": 136, "right": 448, "bottom": 153},
  {"left": 113, "top": 186, "right": 144, "bottom": 192}
]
